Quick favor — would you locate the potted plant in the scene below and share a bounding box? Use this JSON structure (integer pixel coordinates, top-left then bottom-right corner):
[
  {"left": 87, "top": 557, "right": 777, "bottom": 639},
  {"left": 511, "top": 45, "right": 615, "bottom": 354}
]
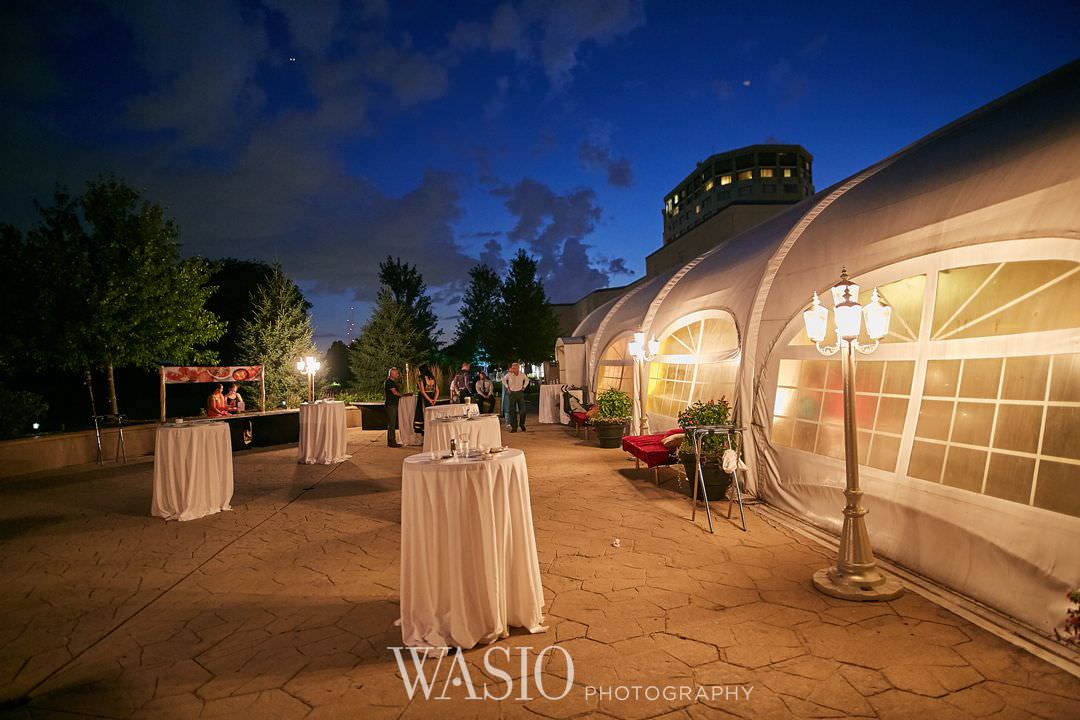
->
[
  {"left": 590, "top": 388, "right": 632, "bottom": 448},
  {"left": 677, "top": 398, "right": 735, "bottom": 500}
]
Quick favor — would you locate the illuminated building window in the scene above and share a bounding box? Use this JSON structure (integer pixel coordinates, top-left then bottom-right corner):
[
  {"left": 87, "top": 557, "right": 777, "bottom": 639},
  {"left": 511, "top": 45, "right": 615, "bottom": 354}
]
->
[
  {"left": 737, "top": 170, "right": 752, "bottom": 181},
  {"left": 720, "top": 175, "right": 733, "bottom": 186},
  {"left": 695, "top": 204, "right": 701, "bottom": 214},
  {"left": 771, "top": 256, "right": 1080, "bottom": 518},
  {"left": 674, "top": 193, "right": 679, "bottom": 204},
  {"left": 705, "top": 180, "right": 714, "bottom": 192},
  {"left": 760, "top": 168, "right": 774, "bottom": 178},
  {"left": 783, "top": 168, "right": 793, "bottom": 178}
]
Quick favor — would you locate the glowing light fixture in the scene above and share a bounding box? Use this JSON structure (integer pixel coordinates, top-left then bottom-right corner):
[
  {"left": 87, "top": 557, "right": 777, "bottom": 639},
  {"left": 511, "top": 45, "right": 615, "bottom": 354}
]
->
[{"left": 296, "top": 355, "right": 321, "bottom": 403}]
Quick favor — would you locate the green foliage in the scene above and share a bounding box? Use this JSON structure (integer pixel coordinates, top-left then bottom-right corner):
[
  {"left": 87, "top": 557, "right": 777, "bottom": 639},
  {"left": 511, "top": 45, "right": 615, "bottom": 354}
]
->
[
  {"left": 677, "top": 398, "right": 733, "bottom": 455},
  {"left": 593, "top": 387, "right": 632, "bottom": 423},
  {"left": 205, "top": 258, "right": 277, "bottom": 364},
  {"left": 0, "top": 386, "right": 48, "bottom": 439},
  {"left": 333, "top": 389, "right": 383, "bottom": 403},
  {"left": 236, "top": 263, "right": 315, "bottom": 408},
  {"left": 454, "top": 264, "right": 503, "bottom": 363},
  {"left": 348, "top": 289, "right": 425, "bottom": 396},
  {"left": 379, "top": 257, "right": 440, "bottom": 354},
  {"left": 493, "top": 250, "right": 560, "bottom": 364},
  {"left": 324, "top": 340, "right": 353, "bottom": 386}
]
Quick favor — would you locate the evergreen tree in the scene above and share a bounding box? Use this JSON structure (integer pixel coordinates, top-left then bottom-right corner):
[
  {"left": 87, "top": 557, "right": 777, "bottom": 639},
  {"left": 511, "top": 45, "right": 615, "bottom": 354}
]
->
[
  {"left": 206, "top": 258, "right": 275, "bottom": 364},
  {"left": 494, "top": 250, "right": 560, "bottom": 365},
  {"left": 236, "top": 264, "right": 315, "bottom": 408},
  {"left": 348, "top": 289, "right": 425, "bottom": 395},
  {"left": 454, "top": 264, "right": 503, "bottom": 363},
  {"left": 324, "top": 340, "right": 353, "bottom": 387},
  {"left": 378, "top": 257, "right": 440, "bottom": 353}
]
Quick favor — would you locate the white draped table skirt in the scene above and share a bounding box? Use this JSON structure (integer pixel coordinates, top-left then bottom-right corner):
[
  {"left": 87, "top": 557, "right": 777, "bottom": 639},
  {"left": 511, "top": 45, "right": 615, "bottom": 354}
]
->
[
  {"left": 400, "top": 449, "right": 546, "bottom": 649},
  {"left": 152, "top": 422, "right": 233, "bottom": 521},
  {"left": 538, "top": 384, "right": 561, "bottom": 424},
  {"left": 298, "top": 401, "right": 350, "bottom": 464},
  {"left": 422, "top": 415, "right": 503, "bottom": 454},
  {"left": 397, "top": 395, "right": 421, "bottom": 446}
]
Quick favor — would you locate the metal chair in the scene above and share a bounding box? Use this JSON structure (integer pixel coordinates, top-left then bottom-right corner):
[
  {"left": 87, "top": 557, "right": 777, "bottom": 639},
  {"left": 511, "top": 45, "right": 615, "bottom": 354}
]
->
[
  {"left": 93, "top": 414, "right": 127, "bottom": 465},
  {"left": 685, "top": 425, "right": 748, "bottom": 533}
]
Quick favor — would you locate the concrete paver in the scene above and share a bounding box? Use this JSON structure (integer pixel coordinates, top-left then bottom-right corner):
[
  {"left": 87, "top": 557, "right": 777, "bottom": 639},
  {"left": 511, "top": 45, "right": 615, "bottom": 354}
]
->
[{"left": 0, "top": 424, "right": 1077, "bottom": 718}]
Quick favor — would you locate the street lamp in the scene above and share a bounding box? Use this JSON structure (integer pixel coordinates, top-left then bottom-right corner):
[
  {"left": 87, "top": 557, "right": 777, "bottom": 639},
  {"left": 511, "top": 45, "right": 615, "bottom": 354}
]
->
[
  {"left": 296, "top": 355, "right": 321, "bottom": 403},
  {"left": 628, "top": 331, "right": 660, "bottom": 434},
  {"left": 803, "top": 268, "right": 903, "bottom": 602}
]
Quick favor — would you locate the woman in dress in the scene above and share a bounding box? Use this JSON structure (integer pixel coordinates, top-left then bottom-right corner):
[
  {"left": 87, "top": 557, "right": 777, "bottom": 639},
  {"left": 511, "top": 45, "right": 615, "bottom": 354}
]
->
[
  {"left": 413, "top": 364, "right": 438, "bottom": 435},
  {"left": 206, "top": 384, "right": 229, "bottom": 418}
]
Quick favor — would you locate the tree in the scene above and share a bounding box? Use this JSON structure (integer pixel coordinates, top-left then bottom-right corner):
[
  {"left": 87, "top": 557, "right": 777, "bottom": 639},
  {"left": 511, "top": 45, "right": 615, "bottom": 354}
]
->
[
  {"left": 453, "top": 264, "right": 503, "bottom": 364},
  {"left": 348, "top": 289, "right": 425, "bottom": 396},
  {"left": 236, "top": 263, "right": 315, "bottom": 408},
  {"left": 5, "top": 180, "right": 224, "bottom": 416},
  {"left": 494, "top": 250, "right": 560, "bottom": 365},
  {"left": 378, "top": 257, "right": 440, "bottom": 353},
  {"left": 206, "top": 258, "right": 275, "bottom": 364},
  {"left": 324, "top": 340, "right": 353, "bottom": 387}
]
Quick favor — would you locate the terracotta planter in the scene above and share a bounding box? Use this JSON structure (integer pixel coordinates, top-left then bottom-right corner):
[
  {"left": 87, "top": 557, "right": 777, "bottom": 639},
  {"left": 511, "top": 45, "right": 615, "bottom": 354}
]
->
[
  {"left": 594, "top": 421, "right": 626, "bottom": 448},
  {"left": 679, "top": 454, "right": 732, "bottom": 500}
]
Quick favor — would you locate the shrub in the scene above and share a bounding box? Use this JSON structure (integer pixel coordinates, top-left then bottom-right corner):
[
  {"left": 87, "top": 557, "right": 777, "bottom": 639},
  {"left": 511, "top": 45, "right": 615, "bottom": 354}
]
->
[
  {"left": 677, "top": 398, "right": 732, "bottom": 455},
  {"left": 593, "top": 387, "right": 632, "bottom": 423}
]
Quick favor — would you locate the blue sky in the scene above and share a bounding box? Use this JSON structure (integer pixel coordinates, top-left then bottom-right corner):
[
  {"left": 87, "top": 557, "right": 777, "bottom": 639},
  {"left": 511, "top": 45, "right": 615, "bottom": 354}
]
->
[{"left": 2, "top": 0, "right": 1077, "bottom": 346}]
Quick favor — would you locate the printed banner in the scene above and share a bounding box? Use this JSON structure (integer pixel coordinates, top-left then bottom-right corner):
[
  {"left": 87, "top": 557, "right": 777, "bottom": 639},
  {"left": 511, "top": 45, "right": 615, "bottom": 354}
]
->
[{"left": 161, "top": 366, "right": 263, "bottom": 384}]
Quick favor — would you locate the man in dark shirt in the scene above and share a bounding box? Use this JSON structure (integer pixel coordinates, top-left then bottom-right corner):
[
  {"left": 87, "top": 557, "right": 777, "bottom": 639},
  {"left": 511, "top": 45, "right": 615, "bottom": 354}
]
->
[{"left": 384, "top": 367, "right": 404, "bottom": 447}]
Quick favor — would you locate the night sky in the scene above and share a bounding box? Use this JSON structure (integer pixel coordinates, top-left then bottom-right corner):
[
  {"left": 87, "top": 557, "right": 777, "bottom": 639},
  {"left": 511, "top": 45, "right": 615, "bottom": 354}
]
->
[{"left": 2, "top": 1, "right": 1077, "bottom": 346}]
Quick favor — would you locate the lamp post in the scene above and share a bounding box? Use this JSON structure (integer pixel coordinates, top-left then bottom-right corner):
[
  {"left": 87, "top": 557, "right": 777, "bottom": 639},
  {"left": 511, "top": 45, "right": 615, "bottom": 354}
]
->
[
  {"left": 296, "top": 355, "right": 321, "bottom": 403},
  {"left": 803, "top": 268, "right": 903, "bottom": 602},
  {"left": 628, "top": 331, "right": 660, "bottom": 434}
]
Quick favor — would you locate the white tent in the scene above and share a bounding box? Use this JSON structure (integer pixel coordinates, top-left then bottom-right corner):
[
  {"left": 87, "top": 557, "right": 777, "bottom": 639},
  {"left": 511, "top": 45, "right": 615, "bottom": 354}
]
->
[{"left": 566, "top": 61, "right": 1080, "bottom": 633}]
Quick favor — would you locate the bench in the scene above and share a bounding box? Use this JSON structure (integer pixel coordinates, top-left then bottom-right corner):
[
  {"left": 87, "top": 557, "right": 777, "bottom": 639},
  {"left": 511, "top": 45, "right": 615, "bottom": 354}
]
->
[{"left": 622, "top": 429, "right": 683, "bottom": 484}]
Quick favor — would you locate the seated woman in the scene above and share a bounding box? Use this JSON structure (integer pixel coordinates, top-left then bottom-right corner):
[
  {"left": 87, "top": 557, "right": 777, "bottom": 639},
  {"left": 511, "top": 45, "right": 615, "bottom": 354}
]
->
[{"left": 206, "top": 384, "right": 229, "bottom": 418}]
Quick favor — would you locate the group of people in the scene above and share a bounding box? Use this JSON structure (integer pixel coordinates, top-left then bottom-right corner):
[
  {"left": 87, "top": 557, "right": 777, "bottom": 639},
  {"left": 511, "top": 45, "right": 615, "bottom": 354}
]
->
[
  {"left": 382, "top": 362, "right": 532, "bottom": 447},
  {"left": 206, "top": 383, "right": 245, "bottom": 418}
]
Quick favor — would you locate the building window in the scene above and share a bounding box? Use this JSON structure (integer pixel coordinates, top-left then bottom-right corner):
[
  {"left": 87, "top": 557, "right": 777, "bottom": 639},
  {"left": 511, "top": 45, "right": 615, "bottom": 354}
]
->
[
  {"left": 784, "top": 184, "right": 798, "bottom": 193},
  {"left": 760, "top": 168, "right": 774, "bottom": 178},
  {"left": 783, "top": 168, "right": 793, "bottom": 178},
  {"left": 674, "top": 193, "right": 679, "bottom": 204},
  {"left": 762, "top": 184, "right": 777, "bottom": 193},
  {"left": 720, "top": 175, "right": 733, "bottom": 186},
  {"left": 758, "top": 152, "right": 777, "bottom": 165},
  {"left": 735, "top": 154, "right": 754, "bottom": 170},
  {"left": 695, "top": 204, "right": 701, "bottom": 214},
  {"left": 778, "top": 153, "right": 796, "bottom": 166},
  {"left": 705, "top": 180, "right": 714, "bottom": 192},
  {"left": 737, "top": 170, "right": 753, "bottom": 181},
  {"left": 738, "top": 186, "right": 751, "bottom": 196}
]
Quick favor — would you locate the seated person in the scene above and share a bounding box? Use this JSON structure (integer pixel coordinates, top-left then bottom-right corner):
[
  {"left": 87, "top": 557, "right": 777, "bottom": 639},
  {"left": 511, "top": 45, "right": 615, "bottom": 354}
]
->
[
  {"left": 207, "top": 383, "right": 229, "bottom": 418},
  {"left": 224, "top": 383, "right": 245, "bottom": 414}
]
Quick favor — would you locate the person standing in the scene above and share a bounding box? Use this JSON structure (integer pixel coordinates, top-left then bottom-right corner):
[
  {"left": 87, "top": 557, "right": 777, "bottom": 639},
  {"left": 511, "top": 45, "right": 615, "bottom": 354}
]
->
[
  {"left": 224, "top": 383, "right": 245, "bottom": 414},
  {"left": 450, "top": 362, "right": 471, "bottom": 403},
  {"left": 413, "top": 364, "right": 438, "bottom": 435},
  {"left": 474, "top": 369, "right": 495, "bottom": 414},
  {"left": 502, "top": 362, "right": 530, "bottom": 433},
  {"left": 384, "top": 367, "right": 405, "bottom": 447}
]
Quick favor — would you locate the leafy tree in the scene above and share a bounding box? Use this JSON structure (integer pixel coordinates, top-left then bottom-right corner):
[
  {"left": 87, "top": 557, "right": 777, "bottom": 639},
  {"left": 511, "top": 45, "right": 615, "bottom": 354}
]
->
[
  {"left": 494, "top": 250, "right": 560, "bottom": 365},
  {"left": 378, "top": 257, "right": 440, "bottom": 353},
  {"left": 4, "top": 180, "right": 224, "bottom": 416},
  {"left": 324, "top": 340, "right": 353, "bottom": 387},
  {"left": 236, "top": 263, "right": 315, "bottom": 408},
  {"left": 205, "top": 258, "right": 275, "bottom": 364},
  {"left": 453, "top": 264, "right": 503, "bottom": 364},
  {"left": 348, "top": 289, "right": 425, "bottom": 395}
]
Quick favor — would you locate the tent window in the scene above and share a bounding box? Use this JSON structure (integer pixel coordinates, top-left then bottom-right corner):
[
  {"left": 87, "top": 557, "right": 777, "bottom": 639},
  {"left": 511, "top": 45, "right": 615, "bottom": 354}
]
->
[
  {"left": 770, "top": 258, "right": 1080, "bottom": 518},
  {"left": 597, "top": 336, "right": 633, "bottom": 393},
  {"left": 647, "top": 313, "right": 739, "bottom": 420}
]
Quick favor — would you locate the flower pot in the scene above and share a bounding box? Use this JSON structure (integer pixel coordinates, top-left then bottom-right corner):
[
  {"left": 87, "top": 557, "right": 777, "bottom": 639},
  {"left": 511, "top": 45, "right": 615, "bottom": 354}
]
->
[
  {"left": 679, "top": 454, "right": 732, "bottom": 500},
  {"left": 594, "top": 421, "right": 626, "bottom": 448}
]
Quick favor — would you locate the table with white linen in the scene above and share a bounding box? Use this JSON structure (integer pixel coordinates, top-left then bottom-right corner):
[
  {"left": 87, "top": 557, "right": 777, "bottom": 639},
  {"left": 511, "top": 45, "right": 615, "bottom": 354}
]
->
[
  {"left": 400, "top": 448, "right": 545, "bottom": 648},
  {"left": 559, "top": 389, "right": 583, "bottom": 425},
  {"left": 539, "top": 384, "right": 561, "bottom": 424},
  {"left": 397, "top": 395, "right": 421, "bottom": 446},
  {"left": 152, "top": 422, "right": 233, "bottom": 521},
  {"left": 298, "top": 401, "right": 350, "bottom": 464},
  {"left": 422, "top": 415, "right": 502, "bottom": 454},
  {"left": 424, "top": 403, "right": 467, "bottom": 424}
]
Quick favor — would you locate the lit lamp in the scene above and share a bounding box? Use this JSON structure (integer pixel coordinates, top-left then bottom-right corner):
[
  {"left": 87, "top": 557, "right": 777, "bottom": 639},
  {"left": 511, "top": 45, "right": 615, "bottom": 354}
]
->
[
  {"left": 803, "top": 268, "right": 902, "bottom": 601},
  {"left": 627, "top": 331, "right": 660, "bottom": 434},
  {"left": 296, "top": 355, "right": 321, "bottom": 403}
]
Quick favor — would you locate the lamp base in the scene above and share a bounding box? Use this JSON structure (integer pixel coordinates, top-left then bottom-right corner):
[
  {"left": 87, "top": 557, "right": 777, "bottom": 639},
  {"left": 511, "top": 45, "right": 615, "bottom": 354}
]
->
[{"left": 812, "top": 567, "right": 903, "bottom": 602}]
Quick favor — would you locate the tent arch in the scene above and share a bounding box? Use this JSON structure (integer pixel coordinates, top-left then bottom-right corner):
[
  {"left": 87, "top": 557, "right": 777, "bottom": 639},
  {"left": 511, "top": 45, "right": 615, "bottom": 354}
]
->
[{"left": 593, "top": 331, "right": 636, "bottom": 394}]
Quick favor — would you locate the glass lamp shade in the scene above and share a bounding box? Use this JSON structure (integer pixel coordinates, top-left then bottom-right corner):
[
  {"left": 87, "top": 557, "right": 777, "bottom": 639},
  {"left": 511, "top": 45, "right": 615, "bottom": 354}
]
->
[
  {"left": 647, "top": 335, "right": 660, "bottom": 357},
  {"left": 830, "top": 268, "right": 860, "bottom": 308},
  {"left": 628, "top": 332, "right": 645, "bottom": 359},
  {"left": 834, "top": 299, "right": 863, "bottom": 339},
  {"left": 296, "top": 360, "right": 305, "bottom": 372},
  {"left": 863, "top": 288, "right": 892, "bottom": 340},
  {"left": 803, "top": 292, "right": 829, "bottom": 342}
]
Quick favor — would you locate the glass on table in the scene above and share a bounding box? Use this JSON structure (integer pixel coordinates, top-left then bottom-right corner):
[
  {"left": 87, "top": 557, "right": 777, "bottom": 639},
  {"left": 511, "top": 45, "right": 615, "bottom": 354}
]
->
[{"left": 459, "top": 435, "right": 470, "bottom": 458}]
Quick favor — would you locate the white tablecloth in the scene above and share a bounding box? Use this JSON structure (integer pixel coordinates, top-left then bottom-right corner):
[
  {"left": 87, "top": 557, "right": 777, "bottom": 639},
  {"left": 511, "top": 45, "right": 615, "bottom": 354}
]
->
[
  {"left": 559, "top": 389, "right": 583, "bottom": 425},
  {"left": 152, "top": 422, "right": 233, "bottom": 521},
  {"left": 424, "top": 403, "right": 467, "bottom": 424},
  {"left": 299, "top": 401, "right": 350, "bottom": 464},
  {"left": 539, "top": 384, "right": 561, "bottom": 424},
  {"left": 398, "top": 395, "right": 421, "bottom": 446},
  {"left": 400, "top": 449, "right": 545, "bottom": 648},
  {"left": 422, "top": 415, "right": 503, "bottom": 454}
]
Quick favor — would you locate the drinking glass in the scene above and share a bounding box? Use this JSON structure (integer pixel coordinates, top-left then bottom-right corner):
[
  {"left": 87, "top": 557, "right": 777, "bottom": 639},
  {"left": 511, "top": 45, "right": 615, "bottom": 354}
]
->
[{"left": 460, "top": 435, "right": 470, "bottom": 458}]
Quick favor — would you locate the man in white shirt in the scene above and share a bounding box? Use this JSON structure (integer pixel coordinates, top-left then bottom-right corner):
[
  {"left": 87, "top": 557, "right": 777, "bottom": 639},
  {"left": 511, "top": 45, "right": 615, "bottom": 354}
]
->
[{"left": 502, "top": 362, "right": 530, "bottom": 432}]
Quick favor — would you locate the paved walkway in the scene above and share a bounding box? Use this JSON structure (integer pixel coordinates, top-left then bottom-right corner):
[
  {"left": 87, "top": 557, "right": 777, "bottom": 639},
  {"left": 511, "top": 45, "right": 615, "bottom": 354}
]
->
[{"left": 0, "top": 424, "right": 1077, "bottom": 719}]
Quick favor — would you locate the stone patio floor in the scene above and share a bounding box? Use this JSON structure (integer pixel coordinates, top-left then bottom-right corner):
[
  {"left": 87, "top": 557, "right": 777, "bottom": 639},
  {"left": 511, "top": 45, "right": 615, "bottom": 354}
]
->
[{"left": 0, "top": 424, "right": 1077, "bottom": 719}]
